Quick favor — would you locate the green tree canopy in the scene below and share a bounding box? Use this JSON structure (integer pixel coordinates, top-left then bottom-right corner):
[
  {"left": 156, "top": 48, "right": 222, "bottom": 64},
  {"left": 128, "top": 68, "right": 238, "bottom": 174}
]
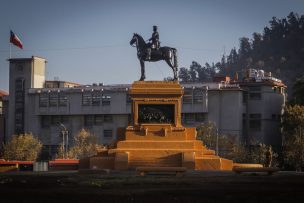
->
[{"left": 178, "top": 61, "right": 216, "bottom": 82}]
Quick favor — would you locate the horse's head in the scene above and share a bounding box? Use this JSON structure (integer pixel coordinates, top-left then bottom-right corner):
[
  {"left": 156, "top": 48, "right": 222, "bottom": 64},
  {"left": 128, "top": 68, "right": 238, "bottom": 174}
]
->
[
  {"left": 130, "top": 33, "right": 145, "bottom": 48},
  {"left": 130, "top": 33, "right": 137, "bottom": 47}
]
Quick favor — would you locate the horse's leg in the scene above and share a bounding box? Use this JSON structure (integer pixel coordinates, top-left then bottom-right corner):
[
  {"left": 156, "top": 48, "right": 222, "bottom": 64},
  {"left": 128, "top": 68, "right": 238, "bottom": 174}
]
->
[
  {"left": 165, "top": 57, "right": 178, "bottom": 81},
  {"left": 140, "top": 60, "right": 145, "bottom": 81},
  {"left": 173, "top": 67, "right": 178, "bottom": 81}
]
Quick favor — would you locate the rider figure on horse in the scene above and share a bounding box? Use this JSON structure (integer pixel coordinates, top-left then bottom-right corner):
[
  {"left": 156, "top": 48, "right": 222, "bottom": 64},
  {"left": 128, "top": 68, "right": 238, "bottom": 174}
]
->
[{"left": 147, "top": 25, "right": 160, "bottom": 60}]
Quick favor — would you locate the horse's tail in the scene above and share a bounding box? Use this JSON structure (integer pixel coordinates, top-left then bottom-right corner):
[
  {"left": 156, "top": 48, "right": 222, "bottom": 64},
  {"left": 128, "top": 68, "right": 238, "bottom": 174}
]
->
[{"left": 173, "top": 48, "right": 178, "bottom": 68}]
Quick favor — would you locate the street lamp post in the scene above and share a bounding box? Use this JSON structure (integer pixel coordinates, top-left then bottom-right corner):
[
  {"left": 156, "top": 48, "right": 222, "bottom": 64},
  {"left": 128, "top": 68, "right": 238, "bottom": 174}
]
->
[
  {"left": 58, "top": 123, "right": 68, "bottom": 159},
  {"left": 61, "top": 130, "right": 65, "bottom": 159},
  {"left": 216, "top": 128, "right": 219, "bottom": 156}
]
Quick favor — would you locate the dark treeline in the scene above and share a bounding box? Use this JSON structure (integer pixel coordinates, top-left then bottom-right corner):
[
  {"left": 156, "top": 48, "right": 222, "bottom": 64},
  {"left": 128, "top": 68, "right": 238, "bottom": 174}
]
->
[{"left": 179, "top": 12, "right": 304, "bottom": 99}]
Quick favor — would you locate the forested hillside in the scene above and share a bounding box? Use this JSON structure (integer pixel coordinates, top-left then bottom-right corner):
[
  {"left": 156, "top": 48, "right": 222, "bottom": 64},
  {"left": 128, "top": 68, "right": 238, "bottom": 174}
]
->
[{"left": 179, "top": 12, "right": 304, "bottom": 100}]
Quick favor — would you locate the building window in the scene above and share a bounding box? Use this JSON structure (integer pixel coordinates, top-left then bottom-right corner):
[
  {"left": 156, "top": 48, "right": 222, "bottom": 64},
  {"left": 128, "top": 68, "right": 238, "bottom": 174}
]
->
[
  {"left": 195, "top": 113, "right": 206, "bottom": 122},
  {"left": 182, "top": 113, "right": 195, "bottom": 124},
  {"left": 183, "top": 89, "right": 192, "bottom": 104},
  {"left": 41, "top": 116, "right": 51, "bottom": 128},
  {"left": 15, "top": 78, "right": 24, "bottom": 91},
  {"left": 249, "top": 113, "right": 262, "bottom": 131},
  {"left": 49, "top": 93, "right": 58, "bottom": 107},
  {"left": 193, "top": 89, "right": 204, "bottom": 103},
  {"left": 249, "top": 93, "right": 261, "bottom": 100},
  {"left": 94, "top": 115, "right": 103, "bottom": 125},
  {"left": 82, "top": 92, "right": 92, "bottom": 106},
  {"left": 104, "top": 114, "right": 113, "bottom": 123},
  {"left": 84, "top": 115, "right": 94, "bottom": 126},
  {"left": 92, "top": 93, "right": 101, "bottom": 106},
  {"left": 249, "top": 120, "right": 261, "bottom": 130},
  {"left": 84, "top": 114, "right": 113, "bottom": 126},
  {"left": 102, "top": 94, "right": 111, "bottom": 106},
  {"left": 49, "top": 115, "right": 69, "bottom": 126},
  {"left": 39, "top": 93, "right": 48, "bottom": 107},
  {"left": 104, "top": 129, "right": 113, "bottom": 138},
  {"left": 15, "top": 112, "right": 24, "bottom": 128},
  {"left": 59, "top": 93, "right": 68, "bottom": 107},
  {"left": 15, "top": 91, "right": 24, "bottom": 102},
  {"left": 15, "top": 78, "right": 25, "bottom": 134}
]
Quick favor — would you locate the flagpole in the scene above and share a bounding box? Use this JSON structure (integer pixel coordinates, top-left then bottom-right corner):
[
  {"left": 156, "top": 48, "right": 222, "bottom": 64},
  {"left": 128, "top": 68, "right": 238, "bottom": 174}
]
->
[
  {"left": 9, "top": 42, "right": 11, "bottom": 59},
  {"left": 9, "top": 26, "right": 12, "bottom": 59},
  {"left": 9, "top": 28, "right": 11, "bottom": 59}
]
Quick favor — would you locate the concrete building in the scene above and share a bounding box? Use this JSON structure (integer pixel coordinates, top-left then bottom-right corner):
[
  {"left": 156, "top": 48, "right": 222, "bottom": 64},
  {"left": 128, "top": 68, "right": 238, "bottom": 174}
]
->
[
  {"left": 0, "top": 90, "right": 8, "bottom": 152},
  {"left": 4, "top": 57, "right": 286, "bottom": 156},
  {"left": 238, "top": 78, "right": 286, "bottom": 146}
]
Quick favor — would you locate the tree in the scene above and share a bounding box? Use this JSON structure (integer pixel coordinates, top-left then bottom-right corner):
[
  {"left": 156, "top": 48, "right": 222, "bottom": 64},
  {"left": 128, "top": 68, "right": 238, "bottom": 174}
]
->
[
  {"left": 282, "top": 105, "right": 304, "bottom": 139},
  {"left": 197, "top": 122, "right": 237, "bottom": 158},
  {"left": 189, "top": 62, "right": 198, "bottom": 82},
  {"left": 197, "top": 121, "right": 217, "bottom": 149},
  {"left": 196, "top": 122, "right": 276, "bottom": 165},
  {"left": 238, "top": 37, "right": 251, "bottom": 58},
  {"left": 178, "top": 67, "right": 190, "bottom": 82},
  {"left": 2, "top": 133, "right": 43, "bottom": 161},
  {"left": 282, "top": 105, "right": 304, "bottom": 170},
  {"left": 178, "top": 61, "right": 217, "bottom": 83},
  {"left": 292, "top": 76, "right": 304, "bottom": 105},
  {"left": 284, "top": 127, "right": 304, "bottom": 171},
  {"left": 64, "top": 129, "right": 101, "bottom": 159}
]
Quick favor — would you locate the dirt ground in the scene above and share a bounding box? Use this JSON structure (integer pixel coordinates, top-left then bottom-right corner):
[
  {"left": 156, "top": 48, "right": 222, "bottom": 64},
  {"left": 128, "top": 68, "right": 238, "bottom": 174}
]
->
[{"left": 0, "top": 170, "right": 304, "bottom": 203}]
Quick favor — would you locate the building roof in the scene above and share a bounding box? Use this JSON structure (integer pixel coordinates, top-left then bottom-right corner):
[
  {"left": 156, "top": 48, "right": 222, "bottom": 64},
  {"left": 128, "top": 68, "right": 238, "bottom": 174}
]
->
[
  {"left": 235, "top": 80, "right": 286, "bottom": 88},
  {"left": 7, "top": 56, "right": 47, "bottom": 62},
  {"left": 45, "top": 80, "right": 82, "bottom": 87},
  {"left": 0, "top": 90, "right": 8, "bottom": 97}
]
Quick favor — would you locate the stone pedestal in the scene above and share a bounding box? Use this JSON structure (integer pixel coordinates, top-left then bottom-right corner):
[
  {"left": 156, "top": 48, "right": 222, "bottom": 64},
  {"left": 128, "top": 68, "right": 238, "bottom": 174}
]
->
[{"left": 90, "top": 81, "right": 233, "bottom": 170}]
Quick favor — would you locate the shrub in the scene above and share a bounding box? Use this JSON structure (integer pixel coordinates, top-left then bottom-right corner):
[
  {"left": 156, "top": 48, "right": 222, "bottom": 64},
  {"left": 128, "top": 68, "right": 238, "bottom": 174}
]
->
[{"left": 3, "top": 133, "right": 43, "bottom": 161}]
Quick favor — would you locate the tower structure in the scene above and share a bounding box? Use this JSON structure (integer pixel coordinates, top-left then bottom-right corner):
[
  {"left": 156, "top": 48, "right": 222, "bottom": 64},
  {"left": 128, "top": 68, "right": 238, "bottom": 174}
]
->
[{"left": 7, "top": 56, "right": 46, "bottom": 138}]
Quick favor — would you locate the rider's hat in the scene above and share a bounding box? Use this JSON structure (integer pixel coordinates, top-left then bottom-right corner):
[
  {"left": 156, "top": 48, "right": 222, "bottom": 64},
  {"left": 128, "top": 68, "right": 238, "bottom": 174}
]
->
[{"left": 153, "top": 25, "right": 158, "bottom": 30}]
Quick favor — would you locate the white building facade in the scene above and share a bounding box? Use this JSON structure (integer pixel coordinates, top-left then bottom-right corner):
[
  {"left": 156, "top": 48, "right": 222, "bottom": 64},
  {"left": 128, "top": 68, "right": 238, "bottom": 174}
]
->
[{"left": 5, "top": 57, "right": 286, "bottom": 156}]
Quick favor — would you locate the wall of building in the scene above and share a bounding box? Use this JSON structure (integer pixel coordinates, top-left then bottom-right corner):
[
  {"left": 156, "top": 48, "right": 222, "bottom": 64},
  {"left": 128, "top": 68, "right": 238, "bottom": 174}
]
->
[
  {"left": 242, "top": 84, "right": 285, "bottom": 147},
  {"left": 0, "top": 95, "right": 7, "bottom": 152},
  {"left": 208, "top": 89, "right": 243, "bottom": 142}
]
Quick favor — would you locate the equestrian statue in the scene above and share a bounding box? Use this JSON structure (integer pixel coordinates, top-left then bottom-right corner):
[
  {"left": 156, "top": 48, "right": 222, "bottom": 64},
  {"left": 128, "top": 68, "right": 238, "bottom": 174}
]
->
[{"left": 130, "top": 26, "right": 178, "bottom": 81}]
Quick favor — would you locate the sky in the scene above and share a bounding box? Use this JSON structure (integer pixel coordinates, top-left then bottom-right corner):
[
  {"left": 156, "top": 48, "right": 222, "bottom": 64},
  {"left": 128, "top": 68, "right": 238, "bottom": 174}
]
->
[{"left": 1, "top": 0, "right": 304, "bottom": 91}]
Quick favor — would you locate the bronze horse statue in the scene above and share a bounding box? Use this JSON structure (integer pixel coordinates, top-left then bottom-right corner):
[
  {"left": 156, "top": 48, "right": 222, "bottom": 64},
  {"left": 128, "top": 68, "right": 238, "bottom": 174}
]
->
[{"left": 130, "top": 33, "right": 178, "bottom": 81}]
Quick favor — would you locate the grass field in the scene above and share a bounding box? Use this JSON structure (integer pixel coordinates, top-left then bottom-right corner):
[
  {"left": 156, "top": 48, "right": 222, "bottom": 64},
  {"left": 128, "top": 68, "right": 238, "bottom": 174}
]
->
[{"left": 0, "top": 170, "right": 304, "bottom": 202}]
